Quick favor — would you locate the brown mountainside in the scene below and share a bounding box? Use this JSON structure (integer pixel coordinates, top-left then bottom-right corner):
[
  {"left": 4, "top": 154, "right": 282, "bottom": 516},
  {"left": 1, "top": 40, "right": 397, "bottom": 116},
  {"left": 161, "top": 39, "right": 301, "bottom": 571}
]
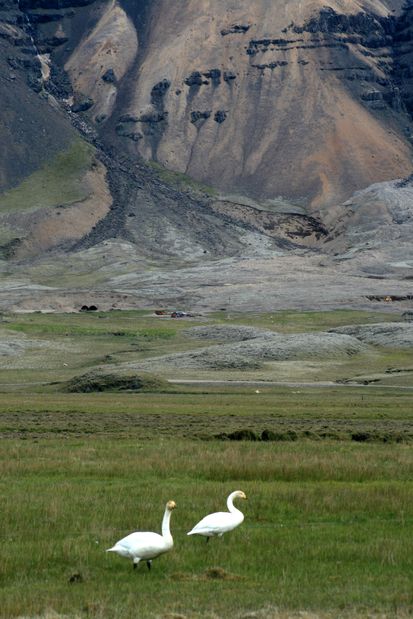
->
[
  {"left": 66, "top": 0, "right": 413, "bottom": 208},
  {"left": 3, "top": 0, "right": 413, "bottom": 208}
]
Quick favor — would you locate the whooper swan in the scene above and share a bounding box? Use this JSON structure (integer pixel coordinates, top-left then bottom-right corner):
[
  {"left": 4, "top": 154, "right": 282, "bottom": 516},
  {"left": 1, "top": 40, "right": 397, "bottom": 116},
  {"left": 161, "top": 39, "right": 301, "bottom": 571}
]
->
[
  {"left": 187, "top": 490, "right": 247, "bottom": 541},
  {"left": 107, "top": 500, "right": 176, "bottom": 570}
]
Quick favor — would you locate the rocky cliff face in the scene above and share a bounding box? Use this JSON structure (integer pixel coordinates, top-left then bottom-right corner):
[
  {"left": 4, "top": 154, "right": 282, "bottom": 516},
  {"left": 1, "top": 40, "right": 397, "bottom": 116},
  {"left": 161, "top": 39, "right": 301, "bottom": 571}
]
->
[
  {"left": 18, "top": 0, "right": 412, "bottom": 210},
  {"left": 118, "top": 0, "right": 413, "bottom": 209},
  {"left": 0, "top": 0, "right": 76, "bottom": 191},
  {"left": 393, "top": 3, "right": 413, "bottom": 118}
]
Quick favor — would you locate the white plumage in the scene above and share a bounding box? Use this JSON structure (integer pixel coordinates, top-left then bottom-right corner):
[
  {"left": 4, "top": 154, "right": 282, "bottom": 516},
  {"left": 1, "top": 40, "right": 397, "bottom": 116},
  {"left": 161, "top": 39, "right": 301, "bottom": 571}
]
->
[
  {"left": 187, "top": 490, "right": 247, "bottom": 540},
  {"left": 107, "top": 500, "right": 176, "bottom": 570}
]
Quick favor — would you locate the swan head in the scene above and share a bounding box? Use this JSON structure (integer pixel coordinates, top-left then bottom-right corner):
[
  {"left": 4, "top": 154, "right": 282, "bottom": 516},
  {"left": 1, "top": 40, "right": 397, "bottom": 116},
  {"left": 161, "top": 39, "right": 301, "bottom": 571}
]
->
[
  {"left": 166, "top": 500, "right": 177, "bottom": 511},
  {"left": 233, "top": 490, "right": 247, "bottom": 500}
]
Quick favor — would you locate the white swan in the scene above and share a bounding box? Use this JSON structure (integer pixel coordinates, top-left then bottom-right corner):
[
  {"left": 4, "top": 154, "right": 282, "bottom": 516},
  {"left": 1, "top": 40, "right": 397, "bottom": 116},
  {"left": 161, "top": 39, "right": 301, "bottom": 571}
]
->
[
  {"left": 187, "top": 490, "right": 247, "bottom": 541},
  {"left": 107, "top": 500, "right": 176, "bottom": 570}
]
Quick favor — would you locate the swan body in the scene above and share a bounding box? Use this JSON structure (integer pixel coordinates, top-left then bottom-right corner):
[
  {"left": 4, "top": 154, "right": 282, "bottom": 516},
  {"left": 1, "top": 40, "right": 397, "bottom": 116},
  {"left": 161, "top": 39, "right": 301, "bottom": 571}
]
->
[
  {"left": 187, "top": 491, "right": 247, "bottom": 539},
  {"left": 107, "top": 500, "right": 176, "bottom": 569}
]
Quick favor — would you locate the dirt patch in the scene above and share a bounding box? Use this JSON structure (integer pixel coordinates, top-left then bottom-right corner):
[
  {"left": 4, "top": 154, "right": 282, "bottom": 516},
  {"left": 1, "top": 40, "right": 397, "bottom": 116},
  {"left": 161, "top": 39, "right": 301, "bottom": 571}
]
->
[{"left": 204, "top": 566, "right": 241, "bottom": 581}]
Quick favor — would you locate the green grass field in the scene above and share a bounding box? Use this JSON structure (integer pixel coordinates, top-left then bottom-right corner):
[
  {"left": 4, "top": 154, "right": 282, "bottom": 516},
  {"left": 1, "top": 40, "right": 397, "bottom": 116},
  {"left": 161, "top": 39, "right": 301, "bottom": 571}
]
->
[
  {"left": 0, "top": 310, "right": 412, "bottom": 618},
  {"left": 1, "top": 438, "right": 412, "bottom": 618}
]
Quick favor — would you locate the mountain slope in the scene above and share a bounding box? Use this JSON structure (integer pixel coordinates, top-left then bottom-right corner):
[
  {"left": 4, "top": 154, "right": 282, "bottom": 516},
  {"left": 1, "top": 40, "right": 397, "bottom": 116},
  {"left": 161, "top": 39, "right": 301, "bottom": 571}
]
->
[
  {"left": 3, "top": 0, "right": 413, "bottom": 210},
  {"left": 61, "top": 0, "right": 413, "bottom": 208},
  {"left": 0, "top": 0, "right": 413, "bottom": 313}
]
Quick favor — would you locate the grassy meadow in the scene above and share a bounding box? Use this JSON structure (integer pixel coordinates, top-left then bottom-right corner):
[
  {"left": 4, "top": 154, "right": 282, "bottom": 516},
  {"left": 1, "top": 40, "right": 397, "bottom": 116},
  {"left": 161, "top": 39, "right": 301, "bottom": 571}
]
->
[
  {"left": 1, "top": 439, "right": 413, "bottom": 618},
  {"left": 0, "top": 309, "right": 412, "bottom": 618}
]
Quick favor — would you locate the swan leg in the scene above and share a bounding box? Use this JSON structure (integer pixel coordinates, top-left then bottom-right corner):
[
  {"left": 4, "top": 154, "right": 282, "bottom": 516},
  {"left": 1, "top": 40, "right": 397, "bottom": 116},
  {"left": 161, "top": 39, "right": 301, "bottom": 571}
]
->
[
  {"left": 206, "top": 537, "right": 209, "bottom": 543},
  {"left": 146, "top": 560, "right": 152, "bottom": 571},
  {"left": 133, "top": 558, "right": 140, "bottom": 570}
]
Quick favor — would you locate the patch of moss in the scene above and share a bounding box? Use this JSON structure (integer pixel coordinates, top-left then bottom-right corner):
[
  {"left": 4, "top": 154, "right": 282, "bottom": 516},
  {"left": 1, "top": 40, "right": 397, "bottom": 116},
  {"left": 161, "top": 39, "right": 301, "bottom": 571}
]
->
[
  {"left": 0, "top": 139, "right": 94, "bottom": 214},
  {"left": 148, "top": 160, "right": 217, "bottom": 196}
]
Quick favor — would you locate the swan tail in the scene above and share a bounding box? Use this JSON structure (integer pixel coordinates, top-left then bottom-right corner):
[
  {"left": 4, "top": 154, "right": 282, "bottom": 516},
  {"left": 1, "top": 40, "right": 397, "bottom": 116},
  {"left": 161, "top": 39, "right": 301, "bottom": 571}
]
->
[{"left": 187, "top": 528, "right": 208, "bottom": 536}]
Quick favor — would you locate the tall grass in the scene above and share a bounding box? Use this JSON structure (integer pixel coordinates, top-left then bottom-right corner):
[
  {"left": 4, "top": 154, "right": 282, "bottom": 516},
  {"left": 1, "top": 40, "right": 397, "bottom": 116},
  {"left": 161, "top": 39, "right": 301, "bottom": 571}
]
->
[{"left": 1, "top": 440, "right": 412, "bottom": 618}]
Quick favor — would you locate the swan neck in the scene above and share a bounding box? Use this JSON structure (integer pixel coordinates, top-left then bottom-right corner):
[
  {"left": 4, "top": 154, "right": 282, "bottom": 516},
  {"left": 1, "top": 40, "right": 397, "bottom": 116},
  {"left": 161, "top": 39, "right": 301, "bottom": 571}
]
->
[
  {"left": 161, "top": 507, "right": 173, "bottom": 539},
  {"left": 227, "top": 493, "right": 242, "bottom": 515}
]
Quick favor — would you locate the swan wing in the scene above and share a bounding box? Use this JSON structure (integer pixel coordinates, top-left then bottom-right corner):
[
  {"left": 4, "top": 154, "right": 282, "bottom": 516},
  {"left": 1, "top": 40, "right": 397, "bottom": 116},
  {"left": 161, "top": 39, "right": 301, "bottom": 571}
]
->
[
  {"left": 188, "top": 511, "right": 244, "bottom": 536},
  {"left": 107, "top": 531, "right": 171, "bottom": 559}
]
